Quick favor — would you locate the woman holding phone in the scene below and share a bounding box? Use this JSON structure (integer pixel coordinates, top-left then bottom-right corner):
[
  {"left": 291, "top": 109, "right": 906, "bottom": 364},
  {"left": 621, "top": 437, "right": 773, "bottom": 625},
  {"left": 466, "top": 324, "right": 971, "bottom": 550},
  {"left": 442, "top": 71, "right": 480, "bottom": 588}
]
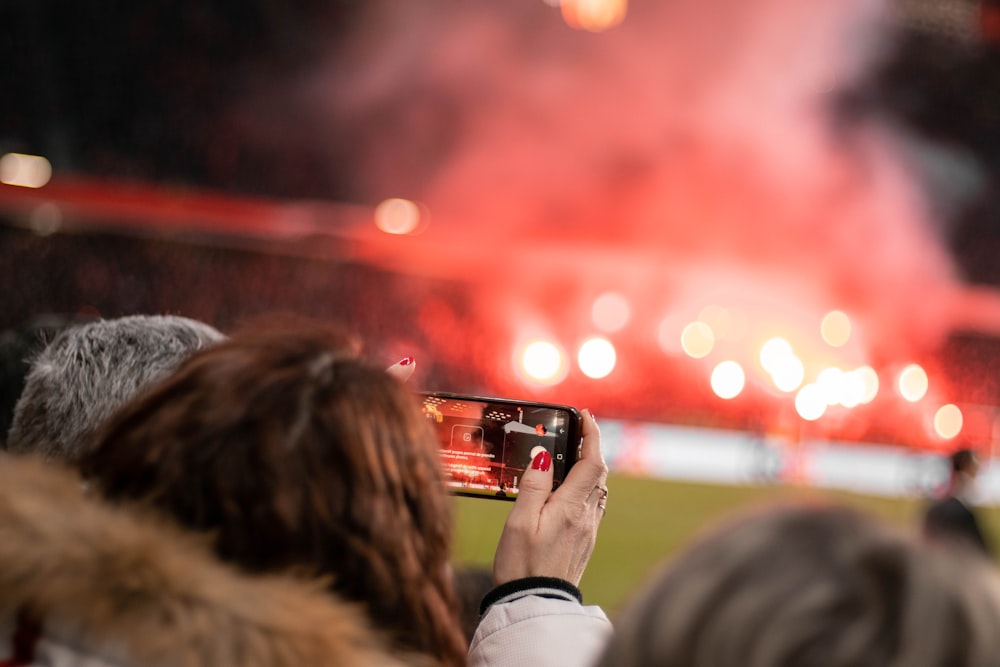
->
[
  {"left": 80, "top": 321, "right": 611, "bottom": 666},
  {"left": 469, "top": 407, "right": 612, "bottom": 665}
]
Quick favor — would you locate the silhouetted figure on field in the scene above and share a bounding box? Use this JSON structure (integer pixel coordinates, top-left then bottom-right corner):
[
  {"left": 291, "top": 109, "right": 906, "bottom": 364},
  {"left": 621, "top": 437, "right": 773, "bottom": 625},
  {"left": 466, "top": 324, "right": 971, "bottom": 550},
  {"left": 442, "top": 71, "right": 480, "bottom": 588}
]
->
[{"left": 924, "top": 448, "right": 992, "bottom": 557}]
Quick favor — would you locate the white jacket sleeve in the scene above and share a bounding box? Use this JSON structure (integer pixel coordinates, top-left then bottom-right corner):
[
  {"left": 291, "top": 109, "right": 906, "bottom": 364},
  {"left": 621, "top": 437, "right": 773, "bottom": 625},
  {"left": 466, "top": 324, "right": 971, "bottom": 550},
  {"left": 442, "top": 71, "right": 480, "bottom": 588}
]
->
[{"left": 468, "top": 578, "right": 613, "bottom": 667}]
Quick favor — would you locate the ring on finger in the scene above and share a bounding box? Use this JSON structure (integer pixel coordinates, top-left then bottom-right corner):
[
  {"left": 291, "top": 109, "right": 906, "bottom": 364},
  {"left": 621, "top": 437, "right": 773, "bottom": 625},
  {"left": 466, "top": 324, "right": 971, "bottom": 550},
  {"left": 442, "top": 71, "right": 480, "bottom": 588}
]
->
[{"left": 596, "top": 486, "right": 609, "bottom": 501}]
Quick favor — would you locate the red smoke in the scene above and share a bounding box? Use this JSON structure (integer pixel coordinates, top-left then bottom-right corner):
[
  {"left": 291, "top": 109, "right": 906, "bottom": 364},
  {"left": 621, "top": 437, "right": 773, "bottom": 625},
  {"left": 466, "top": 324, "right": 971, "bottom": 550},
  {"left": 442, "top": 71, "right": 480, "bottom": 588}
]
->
[
  {"left": 294, "top": 3, "right": 953, "bottom": 334},
  {"left": 232, "top": 0, "right": 996, "bottom": 432}
]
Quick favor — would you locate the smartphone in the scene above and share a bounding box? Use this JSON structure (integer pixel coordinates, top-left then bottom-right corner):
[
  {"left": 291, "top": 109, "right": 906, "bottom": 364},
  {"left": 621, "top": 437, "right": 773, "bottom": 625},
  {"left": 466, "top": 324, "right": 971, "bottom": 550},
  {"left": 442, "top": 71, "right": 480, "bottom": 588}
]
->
[{"left": 418, "top": 392, "right": 583, "bottom": 500}]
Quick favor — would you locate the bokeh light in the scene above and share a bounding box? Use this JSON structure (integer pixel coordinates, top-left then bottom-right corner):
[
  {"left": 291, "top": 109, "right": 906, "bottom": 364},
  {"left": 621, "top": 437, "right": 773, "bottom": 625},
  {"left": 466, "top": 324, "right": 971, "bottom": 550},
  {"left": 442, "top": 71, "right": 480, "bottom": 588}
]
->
[
  {"left": 816, "top": 367, "right": 845, "bottom": 406},
  {"left": 759, "top": 337, "right": 793, "bottom": 374},
  {"left": 591, "top": 292, "right": 631, "bottom": 332},
  {"left": 577, "top": 337, "right": 617, "bottom": 379},
  {"left": 855, "top": 366, "right": 880, "bottom": 404},
  {"left": 711, "top": 361, "right": 745, "bottom": 400},
  {"left": 838, "top": 369, "right": 866, "bottom": 408},
  {"left": 770, "top": 354, "right": 805, "bottom": 393},
  {"left": 517, "top": 340, "right": 567, "bottom": 385},
  {"left": 933, "top": 404, "right": 963, "bottom": 439},
  {"left": 795, "top": 384, "right": 827, "bottom": 421},
  {"left": 898, "top": 364, "right": 929, "bottom": 402},
  {"left": 0, "top": 152, "right": 52, "bottom": 188},
  {"left": 561, "top": 0, "right": 627, "bottom": 32},
  {"left": 374, "top": 198, "right": 421, "bottom": 235},
  {"left": 680, "top": 321, "right": 715, "bottom": 359},
  {"left": 29, "top": 202, "right": 62, "bottom": 236},
  {"left": 820, "top": 310, "right": 851, "bottom": 347}
]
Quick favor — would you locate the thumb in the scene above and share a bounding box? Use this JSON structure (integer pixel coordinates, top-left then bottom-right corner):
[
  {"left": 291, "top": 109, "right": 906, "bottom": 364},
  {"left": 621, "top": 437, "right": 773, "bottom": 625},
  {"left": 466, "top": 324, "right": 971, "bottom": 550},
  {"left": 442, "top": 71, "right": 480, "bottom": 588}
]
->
[{"left": 508, "top": 450, "right": 553, "bottom": 521}]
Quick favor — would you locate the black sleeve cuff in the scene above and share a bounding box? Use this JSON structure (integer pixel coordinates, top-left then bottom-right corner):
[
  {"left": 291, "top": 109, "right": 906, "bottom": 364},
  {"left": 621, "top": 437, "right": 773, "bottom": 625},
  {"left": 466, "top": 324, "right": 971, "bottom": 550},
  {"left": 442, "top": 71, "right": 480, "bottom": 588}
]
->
[{"left": 478, "top": 576, "right": 583, "bottom": 617}]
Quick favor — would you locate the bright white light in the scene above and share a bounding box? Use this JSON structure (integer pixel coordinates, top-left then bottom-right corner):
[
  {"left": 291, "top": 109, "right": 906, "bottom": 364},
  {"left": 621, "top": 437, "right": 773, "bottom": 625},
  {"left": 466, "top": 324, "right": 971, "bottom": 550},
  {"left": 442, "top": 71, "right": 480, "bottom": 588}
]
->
[
  {"left": 561, "top": 0, "right": 627, "bottom": 31},
  {"left": 795, "top": 384, "right": 827, "bottom": 421},
  {"left": 0, "top": 153, "right": 52, "bottom": 188},
  {"left": 856, "top": 366, "right": 879, "bottom": 404},
  {"left": 578, "top": 337, "right": 617, "bottom": 379},
  {"left": 898, "top": 364, "right": 929, "bottom": 402},
  {"left": 374, "top": 198, "right": 421, "bottom": 235},
  {"left": 680, "top": 322, "right": 714, "bottom": 359},
  {"left": 759, "top": 337, "right": 793, "bottom": 374},
  {"left": 934, "top": 404, "right": 963, "bottom": 439},
  {"left": 591, "top": 292, "right": 631, "bottom": 332},
  {"left": 711, "top": 361, "right": 745, "bottom": 400},
  {"left": 839, "top": 370, "right": 866, "bottom": 408},
  {"left": 770, "top": 354, "right": 805, "bottom": 393},
  {"left": 820, "top": 310, "right": 851, "bottom": 347},
  {"left": 816, "top": 367, "right": 847, "bottom": 406},
  {"left": 518, "top": 340, "right": 567, "bottom": 385}
]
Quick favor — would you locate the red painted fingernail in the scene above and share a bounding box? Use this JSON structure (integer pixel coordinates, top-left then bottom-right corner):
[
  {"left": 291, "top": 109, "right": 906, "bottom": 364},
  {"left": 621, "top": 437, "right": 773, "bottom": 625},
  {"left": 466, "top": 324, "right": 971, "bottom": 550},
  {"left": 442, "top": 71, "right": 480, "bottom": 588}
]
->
[
  {"left": 399, "top": 356, "right": 413, "bottom": 366},
  {"left": 532, "top": 450, "right": 552, "bottom": 472}
]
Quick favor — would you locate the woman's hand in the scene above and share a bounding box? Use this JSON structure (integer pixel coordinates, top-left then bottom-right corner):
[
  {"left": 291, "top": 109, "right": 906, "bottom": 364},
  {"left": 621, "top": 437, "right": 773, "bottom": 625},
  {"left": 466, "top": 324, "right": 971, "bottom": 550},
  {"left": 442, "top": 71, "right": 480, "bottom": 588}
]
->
[{"left": 492, "top": 409, "right": 609, "bottom": 586}]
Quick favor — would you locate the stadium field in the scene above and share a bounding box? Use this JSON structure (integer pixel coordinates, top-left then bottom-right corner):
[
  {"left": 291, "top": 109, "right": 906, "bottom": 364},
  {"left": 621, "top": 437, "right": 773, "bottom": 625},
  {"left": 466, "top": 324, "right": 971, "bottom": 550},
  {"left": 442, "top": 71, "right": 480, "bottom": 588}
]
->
[{"left": 453, "top": 473, "right": 1000, "bottom": 615}]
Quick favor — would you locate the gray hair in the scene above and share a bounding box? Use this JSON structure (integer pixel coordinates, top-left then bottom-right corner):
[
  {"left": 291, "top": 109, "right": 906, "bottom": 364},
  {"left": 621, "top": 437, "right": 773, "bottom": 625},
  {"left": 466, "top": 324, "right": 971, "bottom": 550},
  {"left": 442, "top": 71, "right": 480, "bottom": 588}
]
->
[
  {"left": 597, "top": 504, "right": 1000, "bottom": 667},
  {"left": 7, "top": 315, "right": 223, "bottom": 463}
]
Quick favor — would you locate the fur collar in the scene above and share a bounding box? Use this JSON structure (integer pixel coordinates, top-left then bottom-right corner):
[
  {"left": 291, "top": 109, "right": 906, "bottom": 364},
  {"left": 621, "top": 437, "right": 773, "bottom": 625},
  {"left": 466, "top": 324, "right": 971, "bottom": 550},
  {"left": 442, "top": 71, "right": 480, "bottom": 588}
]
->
[{"left": 0, "top": 455, "right": 427, "bottom": 667}]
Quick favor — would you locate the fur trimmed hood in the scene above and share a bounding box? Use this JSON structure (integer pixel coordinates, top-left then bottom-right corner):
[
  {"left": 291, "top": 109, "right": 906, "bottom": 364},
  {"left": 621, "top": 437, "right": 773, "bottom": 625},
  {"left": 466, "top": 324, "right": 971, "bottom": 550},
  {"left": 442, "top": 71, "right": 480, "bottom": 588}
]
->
[{"left": 0, "top": 455, "right": 427, "bottom": 667}]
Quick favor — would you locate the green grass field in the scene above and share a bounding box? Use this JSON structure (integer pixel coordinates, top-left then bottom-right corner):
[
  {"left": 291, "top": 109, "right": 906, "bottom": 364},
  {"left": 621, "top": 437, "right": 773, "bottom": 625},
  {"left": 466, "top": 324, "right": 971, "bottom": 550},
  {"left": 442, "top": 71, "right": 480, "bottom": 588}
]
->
[{"left": 453, "top": 473, "right": 1000, "bottom": 615}]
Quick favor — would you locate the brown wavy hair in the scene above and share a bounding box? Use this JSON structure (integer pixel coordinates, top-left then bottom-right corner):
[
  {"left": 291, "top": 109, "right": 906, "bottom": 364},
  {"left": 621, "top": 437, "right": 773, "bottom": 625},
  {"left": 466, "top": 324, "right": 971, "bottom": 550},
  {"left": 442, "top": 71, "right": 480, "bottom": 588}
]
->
[{"left": 82, "top": 324, "right": 467, "bottom": 666}]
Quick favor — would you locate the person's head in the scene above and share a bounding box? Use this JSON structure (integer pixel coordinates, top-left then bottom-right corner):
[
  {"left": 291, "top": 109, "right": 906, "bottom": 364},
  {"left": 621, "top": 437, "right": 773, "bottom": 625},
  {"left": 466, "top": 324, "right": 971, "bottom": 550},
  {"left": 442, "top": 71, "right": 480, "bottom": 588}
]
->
[
  {"left": 0, "top": 314, "right": 78, "bottom": 448},
  {"left": 6, "top": 314, "right": 223, "bottom": 463},
  {"left": 81, "top": 323, "right": 466, "bottom": 666},
  {"left": 597, "top": 504, "right": 1000, "bottom": 667},
  {"left": 951, "top": 448, "right": 980, "bottom": 482}
]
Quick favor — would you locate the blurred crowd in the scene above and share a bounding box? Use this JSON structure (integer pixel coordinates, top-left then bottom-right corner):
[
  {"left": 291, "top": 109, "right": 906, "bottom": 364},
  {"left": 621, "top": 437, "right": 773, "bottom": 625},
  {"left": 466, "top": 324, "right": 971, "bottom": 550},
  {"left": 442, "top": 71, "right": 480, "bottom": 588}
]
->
[
  {"left": 0, "top": 312, "right": 999, "bottom": 667},
  {"left": 1, "top": 221, "right": 496, "bottom": 393},
  {"left": 0, "top": 222, "right": 427, "bottom": 335}
]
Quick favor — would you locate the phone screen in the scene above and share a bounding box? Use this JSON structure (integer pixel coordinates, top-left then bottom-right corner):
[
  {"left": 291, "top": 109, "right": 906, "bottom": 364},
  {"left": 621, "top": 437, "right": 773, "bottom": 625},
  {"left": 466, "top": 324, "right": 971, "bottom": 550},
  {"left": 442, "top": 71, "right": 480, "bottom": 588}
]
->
[{"left": 419, "top": 392, "right": 581, "bottom": 500}]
